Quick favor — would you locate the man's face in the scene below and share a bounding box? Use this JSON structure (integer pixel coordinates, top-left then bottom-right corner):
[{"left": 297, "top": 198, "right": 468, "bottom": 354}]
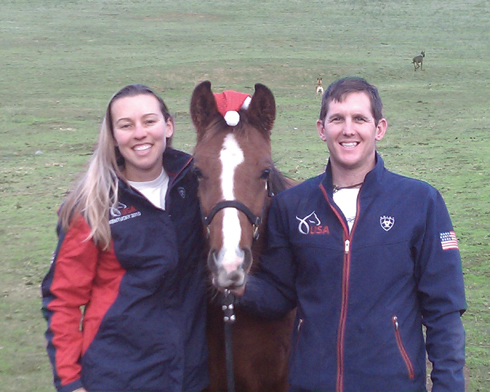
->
[{"left": 317, "top": 92, "right": 387, "bottom": 176}]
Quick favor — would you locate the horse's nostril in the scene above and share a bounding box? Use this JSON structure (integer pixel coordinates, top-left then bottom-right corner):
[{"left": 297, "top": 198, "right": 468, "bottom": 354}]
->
[
  {"left": 229, "top": 270, "right": 242, "bottom": 283},
  {"left": 226, "top": 270, "right": 245, "bottom": 289},
  {"left": 242, "top": 247, "right": 253, "bottom": 273}
]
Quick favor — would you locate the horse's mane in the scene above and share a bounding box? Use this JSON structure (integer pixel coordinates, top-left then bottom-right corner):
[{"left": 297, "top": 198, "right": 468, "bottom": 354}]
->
[{"left": 270, "top": 164, "right": 296, "bottom": 195}]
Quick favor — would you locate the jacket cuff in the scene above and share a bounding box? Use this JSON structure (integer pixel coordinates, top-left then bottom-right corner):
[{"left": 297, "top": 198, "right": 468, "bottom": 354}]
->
[{"left": 58, "top": 378, "right": 83, "bottom": 392}]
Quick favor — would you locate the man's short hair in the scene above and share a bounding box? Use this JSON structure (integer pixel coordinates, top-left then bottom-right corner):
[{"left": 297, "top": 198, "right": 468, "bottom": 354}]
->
[{"left": 319, "top": 77, "right": 384, "bottom": 125}]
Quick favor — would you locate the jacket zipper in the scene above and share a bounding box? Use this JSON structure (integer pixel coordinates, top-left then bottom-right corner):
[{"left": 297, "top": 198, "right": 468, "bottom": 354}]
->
[
  {"left": 320, "top": 183, "right": 359, "bottom": 392},
  {"left": 336, "top": 238, "right": 350, "bottom": 392},
  {"left": 335, "top": 194, "right": 359, "bottom": 392},
  {"left": 392, "top": 316, "right": 415, "bottom": 379}
]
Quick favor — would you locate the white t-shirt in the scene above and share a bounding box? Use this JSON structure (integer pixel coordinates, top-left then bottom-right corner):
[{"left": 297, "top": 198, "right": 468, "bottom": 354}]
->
[
  {"left": 333, "top": 188, "right": 360, "bottom": 233},
  {"left": 128, "top": 169, "right": 169, "bottom": 210}
]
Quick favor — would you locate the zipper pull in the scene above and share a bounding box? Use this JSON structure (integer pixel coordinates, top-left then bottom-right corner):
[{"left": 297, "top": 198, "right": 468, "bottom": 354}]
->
[
  {"left": 297, "top": 318, "right": 304, "bottom": 332},
  {"left": 345, "top": 239, "right": 350, "bottom": 254},
  {"left": 393, "top": 315, "right": 399, "bottom": 330}
]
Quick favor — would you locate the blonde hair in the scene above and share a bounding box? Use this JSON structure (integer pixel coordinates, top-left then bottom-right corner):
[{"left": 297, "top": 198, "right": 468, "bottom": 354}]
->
[{"left": 59, "top": 84, "right": 173, "bottom": 250}]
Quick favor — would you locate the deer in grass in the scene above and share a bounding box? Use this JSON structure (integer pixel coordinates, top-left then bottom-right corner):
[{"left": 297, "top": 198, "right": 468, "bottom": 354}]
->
[
  {"left": 316, "top": 77, "right": 324, "bottom": 95},
  {"left": 412, "top": 51, "right": 425, "bottom": 71}
]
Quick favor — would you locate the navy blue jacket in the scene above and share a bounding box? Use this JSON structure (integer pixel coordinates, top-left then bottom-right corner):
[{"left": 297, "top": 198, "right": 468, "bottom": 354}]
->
[
  {"left": 241, "top": 153, "right": 466, "bottom": 392},
  {"left": 42, "top": 148, "right": 209, "bottom": 392}
]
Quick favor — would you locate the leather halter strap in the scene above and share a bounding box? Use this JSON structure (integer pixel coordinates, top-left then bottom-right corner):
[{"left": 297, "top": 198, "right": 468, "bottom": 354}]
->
[
  {"left": 203, "top": 200, "right": 261, "bottom": 227},
  {"left": 202, "top": 176, "right": 274, "bottom": 233},
  {"left": 203, "top": 199, "right": 264, "bottom": 240}
]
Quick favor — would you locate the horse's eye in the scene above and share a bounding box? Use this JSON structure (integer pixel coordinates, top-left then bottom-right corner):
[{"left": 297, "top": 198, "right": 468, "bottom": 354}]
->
[
  {"left": 260, "top": 169, "right": 271, "bottom": 180},
  {"left": 193, "top": 167, "right": 204, "bottom": 179}
]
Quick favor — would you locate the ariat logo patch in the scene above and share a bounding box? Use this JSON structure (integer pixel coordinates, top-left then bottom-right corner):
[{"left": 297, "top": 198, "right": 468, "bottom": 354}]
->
[
  {"left": 296, "top": 211, "right": 330, "bottom": 235},
  {"left": 380, "top": 215, "right": 395, "bottom": 231},
  {"left": 178, "top": 186, "right": 186, "bottom": 199},
  {"left": 109, "top": 202, "right": 142, "bottom": 225}
]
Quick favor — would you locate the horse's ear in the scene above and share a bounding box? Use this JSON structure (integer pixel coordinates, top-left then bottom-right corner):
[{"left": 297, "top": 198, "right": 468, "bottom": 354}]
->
[
  {"left": 190, "top": 81, "right": 220, "bottom": 141},
  {"left": 246, "top": 83, "right": 276, "bottom": 137}
]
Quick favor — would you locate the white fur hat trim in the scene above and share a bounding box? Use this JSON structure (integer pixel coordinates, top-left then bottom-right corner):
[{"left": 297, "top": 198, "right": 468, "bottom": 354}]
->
[
  {"left": 242, "top": 96, "right": 252, "bottom": 110},
  {"left": 224, "top": 111, "right": 240, "bottom": 126},
  {"left": 223, "top": 96, "right": 252, "bottom": 126}
]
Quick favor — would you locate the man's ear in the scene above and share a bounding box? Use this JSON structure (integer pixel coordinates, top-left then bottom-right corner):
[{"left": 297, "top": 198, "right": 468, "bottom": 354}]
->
[
  {"left": 375, "top": 118, "right": 388, "bottom": 141},
  {"left": 317, "top": 119, "right": 327, "bottom": 141}
]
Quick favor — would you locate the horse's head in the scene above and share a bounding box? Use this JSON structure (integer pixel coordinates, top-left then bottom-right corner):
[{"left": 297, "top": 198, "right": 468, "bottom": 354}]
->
[{"left": 190, "top": 81, "right": 276, "bottom": 290}]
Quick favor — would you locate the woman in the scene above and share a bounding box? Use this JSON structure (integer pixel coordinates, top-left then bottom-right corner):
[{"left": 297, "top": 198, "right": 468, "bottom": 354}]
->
[{"left": 42, "top": 84, "right": 209, "bottom": 392}]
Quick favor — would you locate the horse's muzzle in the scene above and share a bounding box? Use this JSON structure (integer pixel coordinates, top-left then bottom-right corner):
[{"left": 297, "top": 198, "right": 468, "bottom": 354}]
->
[{"left": 208, "top": 247, "right": 253, "bottom": 289}]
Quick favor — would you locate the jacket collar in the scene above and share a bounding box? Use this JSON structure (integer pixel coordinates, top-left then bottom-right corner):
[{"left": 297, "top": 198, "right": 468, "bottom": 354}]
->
[
  {"left": 118, "top": 148, "right": 193, "bottom": 193},
  {"left": 162, "top": 147, "right": 193, "bottom": 186},
  {"left": 321, "top": 152, "right": 386, "bottom": 199}
]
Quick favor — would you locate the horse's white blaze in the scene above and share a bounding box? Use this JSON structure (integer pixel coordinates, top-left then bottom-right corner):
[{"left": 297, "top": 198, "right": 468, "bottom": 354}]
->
[{"left": 219, "top": 134, "right": 244, "bottom": 274}]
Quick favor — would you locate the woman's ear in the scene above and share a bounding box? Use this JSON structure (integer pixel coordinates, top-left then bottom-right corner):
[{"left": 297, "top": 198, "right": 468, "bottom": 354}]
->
[{"left": 165, "top": 118, "right": 175, "bottom": 139}]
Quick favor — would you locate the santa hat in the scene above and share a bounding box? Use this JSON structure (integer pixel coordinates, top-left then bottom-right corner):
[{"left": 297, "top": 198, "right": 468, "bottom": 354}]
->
[{"left": 213, "top": 90, "right": 252, "bottom": 126}]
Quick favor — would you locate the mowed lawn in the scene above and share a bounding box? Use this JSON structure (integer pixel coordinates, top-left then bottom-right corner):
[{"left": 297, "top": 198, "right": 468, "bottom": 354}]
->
[{"left": 0, "top": 1, "right": 488, "bottom": 391}]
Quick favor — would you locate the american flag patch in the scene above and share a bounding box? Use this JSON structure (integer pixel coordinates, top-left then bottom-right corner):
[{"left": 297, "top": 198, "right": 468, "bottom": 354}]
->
[{"left": 440, "top": 231, "right": 459, "bottom": 251}]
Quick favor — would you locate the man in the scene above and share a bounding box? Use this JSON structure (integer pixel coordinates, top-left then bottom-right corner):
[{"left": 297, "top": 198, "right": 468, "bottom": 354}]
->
[{"left": 237, "top": 77, "right": 466, "bottom": 391}]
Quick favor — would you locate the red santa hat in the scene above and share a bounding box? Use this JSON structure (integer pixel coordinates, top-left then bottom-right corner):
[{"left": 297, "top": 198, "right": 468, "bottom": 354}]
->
[{"left": 213, "top": 90, "right": 252, "bottom": 126}]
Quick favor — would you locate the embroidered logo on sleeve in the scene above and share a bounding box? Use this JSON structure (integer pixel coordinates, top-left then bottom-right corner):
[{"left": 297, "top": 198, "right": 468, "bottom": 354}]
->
[{"left": 440, "top": 230, "right": 459, "bottom": 250}]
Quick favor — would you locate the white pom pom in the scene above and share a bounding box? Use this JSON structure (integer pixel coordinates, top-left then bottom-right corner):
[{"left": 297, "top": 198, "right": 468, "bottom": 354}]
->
[{"left": 224, "top": 111, "right": 240, "bottom": 126}]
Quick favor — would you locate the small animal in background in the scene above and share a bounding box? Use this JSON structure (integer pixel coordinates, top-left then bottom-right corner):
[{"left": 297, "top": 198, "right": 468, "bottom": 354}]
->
[
  {"left": 412, "top": 51, "right": 425, "bottom": 71},
  {"left": 316, "top": 77, "right": 324, "bottom": 95}
]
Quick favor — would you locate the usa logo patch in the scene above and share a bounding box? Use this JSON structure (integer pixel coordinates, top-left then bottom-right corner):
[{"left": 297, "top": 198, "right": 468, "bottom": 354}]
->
[
  {"left": 380, "top": 216, "right": 395, "bottom": 231},
  {"left": 295, "top": 211, "right": 329, "bottom": 235}
]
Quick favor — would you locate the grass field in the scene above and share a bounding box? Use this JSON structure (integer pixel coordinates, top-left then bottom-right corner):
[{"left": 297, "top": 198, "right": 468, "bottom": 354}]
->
[{"left": 1, "top": 0, "right": 489, "bottom": 391}]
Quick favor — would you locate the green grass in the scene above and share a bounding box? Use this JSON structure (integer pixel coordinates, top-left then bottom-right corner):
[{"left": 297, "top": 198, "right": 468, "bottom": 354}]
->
[{"left": 1, "top": 0, "right": 489, "bottom": 390}]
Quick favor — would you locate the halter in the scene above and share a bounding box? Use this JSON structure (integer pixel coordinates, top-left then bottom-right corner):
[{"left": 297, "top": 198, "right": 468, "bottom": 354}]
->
[
  {"left": 203, "top": 200, "right": 262, "bottom": 240},
  {"left": 201, "top": 177, "right": 274, "bottom": 240}
]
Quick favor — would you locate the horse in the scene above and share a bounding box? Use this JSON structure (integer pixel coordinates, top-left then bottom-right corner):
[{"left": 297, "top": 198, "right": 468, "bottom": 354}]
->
[{"left": 190, "top": 81, "right": 296, "bottom": 392}]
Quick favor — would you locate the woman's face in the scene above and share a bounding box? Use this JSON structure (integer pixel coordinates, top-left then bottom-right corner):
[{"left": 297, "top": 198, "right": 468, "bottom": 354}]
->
[{"left": 111, "top": 94, "right": 174, "bottom": 182}]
